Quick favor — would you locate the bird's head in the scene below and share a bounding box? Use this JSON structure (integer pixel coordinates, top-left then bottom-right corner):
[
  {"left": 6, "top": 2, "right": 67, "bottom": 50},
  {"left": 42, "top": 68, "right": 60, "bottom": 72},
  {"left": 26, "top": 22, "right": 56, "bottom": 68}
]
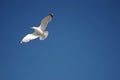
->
[{"left": 31, "top": 26, "right": 37, "bottom": 30}]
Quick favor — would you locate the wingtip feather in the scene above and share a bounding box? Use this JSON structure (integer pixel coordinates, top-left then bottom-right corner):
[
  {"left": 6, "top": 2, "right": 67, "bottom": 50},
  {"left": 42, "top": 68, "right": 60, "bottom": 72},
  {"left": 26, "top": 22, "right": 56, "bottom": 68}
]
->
[{"left": 49, "top": 13, "right": 54, "bottom": 18}]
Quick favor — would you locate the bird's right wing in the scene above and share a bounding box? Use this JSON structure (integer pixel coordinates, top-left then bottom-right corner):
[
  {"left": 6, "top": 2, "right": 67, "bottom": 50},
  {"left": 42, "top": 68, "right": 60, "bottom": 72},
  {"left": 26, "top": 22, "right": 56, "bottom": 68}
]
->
[
  {"left": 39, "top": 13, "right": 53, "bottom": 31},
  {"left": 21, "top": 33, "right": 38, "bottom": 43}
]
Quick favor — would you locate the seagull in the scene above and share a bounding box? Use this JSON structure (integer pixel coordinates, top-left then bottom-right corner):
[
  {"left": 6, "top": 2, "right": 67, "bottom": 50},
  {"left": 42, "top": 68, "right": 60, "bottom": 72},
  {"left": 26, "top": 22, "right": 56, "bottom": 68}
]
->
[{"left": 20, "top": 13, "right": 54, "bottom": 43}]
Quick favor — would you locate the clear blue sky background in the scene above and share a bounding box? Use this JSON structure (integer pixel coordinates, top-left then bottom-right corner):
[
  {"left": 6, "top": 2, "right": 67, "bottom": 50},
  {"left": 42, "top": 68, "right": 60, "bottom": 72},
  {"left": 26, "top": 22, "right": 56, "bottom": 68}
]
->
[{"left": 0, "top": 0, "right": 120, "bottom": 80}]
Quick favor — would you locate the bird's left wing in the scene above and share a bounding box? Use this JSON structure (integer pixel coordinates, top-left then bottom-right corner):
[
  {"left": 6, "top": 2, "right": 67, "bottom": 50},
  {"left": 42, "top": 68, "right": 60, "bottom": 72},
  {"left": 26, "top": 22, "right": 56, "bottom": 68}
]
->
[
  {"left": 39, "top": 13, "right": 53, "bottom": 31},
  {"left": 21, "top": 33, "right": 39, "bottom": 43}
]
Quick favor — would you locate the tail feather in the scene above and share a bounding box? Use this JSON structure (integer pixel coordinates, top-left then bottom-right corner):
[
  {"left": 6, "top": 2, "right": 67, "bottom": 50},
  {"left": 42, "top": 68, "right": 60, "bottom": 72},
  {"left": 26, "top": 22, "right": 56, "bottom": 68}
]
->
[{"left": 39, "top": 31, "right": 48, "bottom": 40}]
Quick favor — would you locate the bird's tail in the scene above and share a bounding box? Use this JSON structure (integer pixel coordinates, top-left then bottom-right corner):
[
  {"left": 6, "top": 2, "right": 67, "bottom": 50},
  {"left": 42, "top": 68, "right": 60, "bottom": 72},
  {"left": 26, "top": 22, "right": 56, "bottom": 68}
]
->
[{"left": 39, "top": 31, "right": 48, "bottom": 40}]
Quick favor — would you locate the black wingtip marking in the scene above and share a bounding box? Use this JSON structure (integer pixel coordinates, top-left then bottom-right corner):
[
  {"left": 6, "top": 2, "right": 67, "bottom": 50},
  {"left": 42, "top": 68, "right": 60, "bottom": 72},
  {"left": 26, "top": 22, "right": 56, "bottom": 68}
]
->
[{"left": 49, "top": 13, "right": 54, "bottom": 18}]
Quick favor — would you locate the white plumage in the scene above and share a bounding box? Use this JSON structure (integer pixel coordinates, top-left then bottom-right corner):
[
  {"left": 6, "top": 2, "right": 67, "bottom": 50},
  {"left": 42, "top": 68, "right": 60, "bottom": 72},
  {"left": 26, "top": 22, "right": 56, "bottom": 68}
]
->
[{"left": 20, "top": 13, "right": 53, "bottom": 43}]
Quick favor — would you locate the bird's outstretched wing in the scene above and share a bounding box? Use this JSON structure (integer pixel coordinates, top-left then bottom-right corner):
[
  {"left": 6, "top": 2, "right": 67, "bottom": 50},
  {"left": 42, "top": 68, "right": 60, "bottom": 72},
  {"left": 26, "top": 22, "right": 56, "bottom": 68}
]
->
[
  {"left": 21, "top": 33, "right": 38, "bottom": 43},
  {"left": 39, "top": 13, "right": 53, "bottom": 31}
]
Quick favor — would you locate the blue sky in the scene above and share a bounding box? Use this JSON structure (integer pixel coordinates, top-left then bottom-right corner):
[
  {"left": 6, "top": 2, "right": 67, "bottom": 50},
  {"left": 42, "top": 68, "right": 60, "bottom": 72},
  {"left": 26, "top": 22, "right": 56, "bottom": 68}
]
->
[{"left": 0, "top": 0, "right": 120, "bottom": 80}]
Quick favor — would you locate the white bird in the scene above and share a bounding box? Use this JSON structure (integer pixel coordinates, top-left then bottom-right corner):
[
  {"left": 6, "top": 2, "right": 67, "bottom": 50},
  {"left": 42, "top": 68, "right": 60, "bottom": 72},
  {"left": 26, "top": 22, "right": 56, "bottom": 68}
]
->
[{"left": 20, "top": 13, "right": 54, "bottom": 43}]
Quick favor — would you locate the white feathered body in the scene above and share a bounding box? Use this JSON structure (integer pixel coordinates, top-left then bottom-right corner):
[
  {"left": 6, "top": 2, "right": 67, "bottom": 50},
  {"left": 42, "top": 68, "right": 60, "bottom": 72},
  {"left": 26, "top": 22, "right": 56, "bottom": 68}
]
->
[
  {"left": 20, "top": 13, "right": 53, "bottom": 43},
  {"left": 32, "top": 26, "right": 48, "bottom": 40}
]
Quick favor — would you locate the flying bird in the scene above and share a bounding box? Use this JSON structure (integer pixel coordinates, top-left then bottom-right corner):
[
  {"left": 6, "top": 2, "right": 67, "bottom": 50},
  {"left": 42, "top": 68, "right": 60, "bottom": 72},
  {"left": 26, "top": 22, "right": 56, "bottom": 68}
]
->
[{"left": 20, "top": 13, "right": 54, "bottom": 43}]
